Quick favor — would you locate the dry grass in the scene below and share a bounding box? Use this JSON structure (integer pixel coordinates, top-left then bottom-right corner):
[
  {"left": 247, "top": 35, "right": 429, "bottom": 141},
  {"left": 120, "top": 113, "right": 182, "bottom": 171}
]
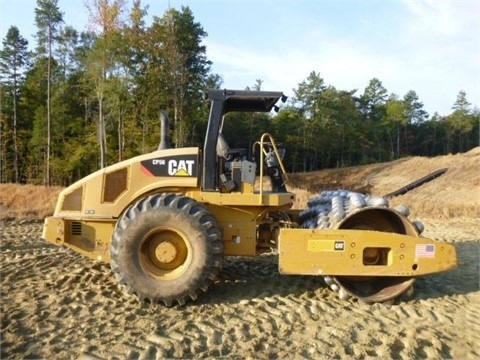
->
[
  {"left": 1, "top": 147, "right": 478, "bottom": 221},
  {"left": 0, "top": 184, "right": 63, "bottom": 221}
]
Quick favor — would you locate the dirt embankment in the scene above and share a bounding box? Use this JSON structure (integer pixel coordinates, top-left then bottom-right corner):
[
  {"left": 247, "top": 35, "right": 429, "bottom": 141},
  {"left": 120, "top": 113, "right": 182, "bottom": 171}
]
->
[
  {"left": 290, "top": 147, "right": 480, "bottom": 219},
  {"left": 1, "top": 149, "right": 479, "bottom": 359}
]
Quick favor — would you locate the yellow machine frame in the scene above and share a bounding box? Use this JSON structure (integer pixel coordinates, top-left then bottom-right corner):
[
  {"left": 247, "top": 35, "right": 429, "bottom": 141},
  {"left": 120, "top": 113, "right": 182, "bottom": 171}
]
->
[{"left": 42, "top": 89, "right": 457, "bottom": 305}]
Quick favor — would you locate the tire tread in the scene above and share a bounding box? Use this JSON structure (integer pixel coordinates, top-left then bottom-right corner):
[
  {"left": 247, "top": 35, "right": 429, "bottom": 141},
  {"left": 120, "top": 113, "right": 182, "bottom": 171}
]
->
[{"left": 111, "top": 193, "right": 223, "bottom": 306}]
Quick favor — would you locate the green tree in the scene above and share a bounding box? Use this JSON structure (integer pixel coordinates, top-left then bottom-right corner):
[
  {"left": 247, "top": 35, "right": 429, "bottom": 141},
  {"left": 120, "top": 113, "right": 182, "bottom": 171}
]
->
[
  {"left": 155, "top": 7, "right": 212, "bottom": 147},
  {"left": 56, "top": 26, "right": 79, "bottom": 80},
  {"left": 327, "top": 89, "right": 363, "bottom": 167},
  {"left": 402, "top": 90, "right": 427, "bottom": 154},
  {"left": 271, "top": 106, "right": 304, "bottom": 172},
  {"left": 0, "top": 26, "right": 30, "bottom": 183},
  {"left": 445, "top": 90, "right": 474, "bottom": 152},
  {"left": 23, "top": 59, "right": 49, "bottom": 184},
  {"left": 414, "top": 113, "right": 445, "bottom": 156},
  {"left": 85, "top": 0, "right": 126, "bottom": 168},
  {"left": 293, "top": 71, "right": 327, "bottom": 171},
  {"left": 34, "top": 0, "right": 64, "bottom": 185},
  {"left": 358, "top": 78, "right": 388, "bottom": 162},
  {"left": 120, "top": 1, "right": 168, "bottom": 155},
  {"left": 403, "top": 90, "right": 428, "bottom": 125},
  {"left": 118, "top": 0, "right": 149, "bottom": 157},
  {"left": 384, "top": 94, "right": 407, "bottom": 158},
  {"left": 358, "top": 78, "right": 387, "bottom": 121}
]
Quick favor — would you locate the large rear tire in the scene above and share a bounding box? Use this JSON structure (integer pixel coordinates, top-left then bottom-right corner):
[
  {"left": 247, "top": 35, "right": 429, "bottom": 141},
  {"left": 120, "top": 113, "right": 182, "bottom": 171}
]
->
[{"left": 110, "top": 193, "right": 223, "bottom": 306}]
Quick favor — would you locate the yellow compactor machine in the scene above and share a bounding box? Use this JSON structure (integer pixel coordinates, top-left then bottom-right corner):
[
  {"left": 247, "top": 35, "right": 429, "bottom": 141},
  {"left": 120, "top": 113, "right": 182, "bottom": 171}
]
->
[{"left": 43, "top": 89, "right": 457, "bottom": 306}]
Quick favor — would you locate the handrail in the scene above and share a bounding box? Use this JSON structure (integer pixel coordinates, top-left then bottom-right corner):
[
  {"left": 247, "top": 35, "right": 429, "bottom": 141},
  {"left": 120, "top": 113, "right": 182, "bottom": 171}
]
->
[{"left": 252, "top": 133, "right": 290, "bottom": 202}]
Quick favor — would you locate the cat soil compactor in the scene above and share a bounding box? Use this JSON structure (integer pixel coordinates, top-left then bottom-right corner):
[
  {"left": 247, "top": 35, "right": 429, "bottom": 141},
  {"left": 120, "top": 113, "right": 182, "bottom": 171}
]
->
[{"left": 43, "top": 89, "right": 457, "bottom": 306}]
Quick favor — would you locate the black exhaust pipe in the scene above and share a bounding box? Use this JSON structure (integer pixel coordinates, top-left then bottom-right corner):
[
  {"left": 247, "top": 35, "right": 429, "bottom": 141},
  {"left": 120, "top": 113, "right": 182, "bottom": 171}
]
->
[{"left": 158, "top": 111, "right": 171, "bottom": 150}]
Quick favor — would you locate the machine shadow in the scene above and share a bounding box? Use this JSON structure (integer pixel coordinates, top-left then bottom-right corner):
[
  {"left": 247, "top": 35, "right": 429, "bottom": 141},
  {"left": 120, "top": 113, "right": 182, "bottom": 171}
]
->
[{"left": 197, "top": 255, "right": 328, "bottom": 306}]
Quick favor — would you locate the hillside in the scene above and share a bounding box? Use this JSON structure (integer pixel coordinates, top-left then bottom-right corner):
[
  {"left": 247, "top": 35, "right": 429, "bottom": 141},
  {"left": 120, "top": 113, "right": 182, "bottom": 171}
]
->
[
  {"left": 289, "top": 147, "right": 480, "bottom": 219},
  {"left": 0, "top": 148, "right": 479, "bottom": 221}
]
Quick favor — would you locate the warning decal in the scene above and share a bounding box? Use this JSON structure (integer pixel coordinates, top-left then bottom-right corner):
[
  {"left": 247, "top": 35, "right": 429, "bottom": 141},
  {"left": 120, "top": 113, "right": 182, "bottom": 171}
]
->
[{"left": 141, "top": 154, "right": 198, "bottom": 177}]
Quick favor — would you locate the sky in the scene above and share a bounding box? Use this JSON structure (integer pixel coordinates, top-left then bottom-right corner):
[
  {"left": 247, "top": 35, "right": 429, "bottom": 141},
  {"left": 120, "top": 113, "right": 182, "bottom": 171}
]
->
[{"left": 1, "top": 0, "right": 479, "bottom": 117}]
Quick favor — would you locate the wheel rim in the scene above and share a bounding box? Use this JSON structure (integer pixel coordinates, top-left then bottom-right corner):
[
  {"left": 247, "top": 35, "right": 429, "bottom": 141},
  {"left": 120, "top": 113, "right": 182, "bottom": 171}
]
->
[{"left": 139, "top": 228, "right": 192, "bottom": 280}]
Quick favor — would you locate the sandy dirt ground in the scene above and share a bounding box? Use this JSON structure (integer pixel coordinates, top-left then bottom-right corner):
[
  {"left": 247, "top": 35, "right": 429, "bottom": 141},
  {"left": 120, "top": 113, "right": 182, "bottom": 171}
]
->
[{"left": 1, "top": 217, "right": 479, "bottom": 359}]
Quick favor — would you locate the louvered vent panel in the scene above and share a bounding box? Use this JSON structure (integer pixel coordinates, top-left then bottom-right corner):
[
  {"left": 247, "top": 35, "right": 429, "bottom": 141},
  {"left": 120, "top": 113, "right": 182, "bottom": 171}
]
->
[
  {"left": 61, "top": 187, "right": 83, "bottom": 211},
  {"left": 103, "top": 167, "right": 128, "bottom": 203},
  {"left": 71, "top": 222, "right": 82, "bottom": 236}
]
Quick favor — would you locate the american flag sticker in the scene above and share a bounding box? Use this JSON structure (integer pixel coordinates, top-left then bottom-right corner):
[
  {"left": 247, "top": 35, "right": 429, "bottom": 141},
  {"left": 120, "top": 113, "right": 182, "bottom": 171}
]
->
[{"left": 415, "top": 244, "right": 436, "bottom": 258}]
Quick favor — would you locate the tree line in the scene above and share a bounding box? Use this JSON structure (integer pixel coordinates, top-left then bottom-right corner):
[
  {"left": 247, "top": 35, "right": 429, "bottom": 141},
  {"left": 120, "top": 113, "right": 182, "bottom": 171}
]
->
[{"left": 1, "top": 0, "right": 478, "bottom": 186}]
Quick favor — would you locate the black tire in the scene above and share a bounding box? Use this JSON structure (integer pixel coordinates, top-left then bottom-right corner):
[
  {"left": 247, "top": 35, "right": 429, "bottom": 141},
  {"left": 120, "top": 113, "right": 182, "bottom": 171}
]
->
[{"left": 110, "top": 193, "right": 223, "bottom": 306}]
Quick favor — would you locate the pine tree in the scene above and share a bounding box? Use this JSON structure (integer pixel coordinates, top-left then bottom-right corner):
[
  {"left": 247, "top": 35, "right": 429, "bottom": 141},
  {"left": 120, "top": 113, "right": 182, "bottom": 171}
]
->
[
  {"left": 0, "top": 26, "right": 30, "bottom": 183},
  {"left": 446, "top": 90, "right": 474, "bottom": 152},
  {"left": 34, "top": 0, "right": 64, "bottom": 186},
  {"left": 85, "top": 0, "right": 126, "bottom": 168}
]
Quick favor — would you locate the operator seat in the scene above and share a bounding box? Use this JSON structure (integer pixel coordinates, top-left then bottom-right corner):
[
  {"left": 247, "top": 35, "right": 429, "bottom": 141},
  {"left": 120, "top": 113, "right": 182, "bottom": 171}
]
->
[
  {"left": 216, "top": 132, "right": 248, "bottom": 192},
  {"left": 216, "top": 132, "right": 247, "bottom": 161}
]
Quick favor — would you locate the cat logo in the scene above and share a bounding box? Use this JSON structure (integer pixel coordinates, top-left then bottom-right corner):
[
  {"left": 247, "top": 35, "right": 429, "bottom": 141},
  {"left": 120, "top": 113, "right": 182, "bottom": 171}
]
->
[
  {"left": 141, "top": 154, "right": 198, "bottom": 177},
  {"left": 168, "top": 159, "right": 195, "bottom": 176}
]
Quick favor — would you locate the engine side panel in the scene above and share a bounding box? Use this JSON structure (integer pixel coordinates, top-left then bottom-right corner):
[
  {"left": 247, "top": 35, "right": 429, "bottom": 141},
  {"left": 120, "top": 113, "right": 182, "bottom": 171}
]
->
[{"left": 53, "top": 148, "right": 200, "bottom": 219}]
